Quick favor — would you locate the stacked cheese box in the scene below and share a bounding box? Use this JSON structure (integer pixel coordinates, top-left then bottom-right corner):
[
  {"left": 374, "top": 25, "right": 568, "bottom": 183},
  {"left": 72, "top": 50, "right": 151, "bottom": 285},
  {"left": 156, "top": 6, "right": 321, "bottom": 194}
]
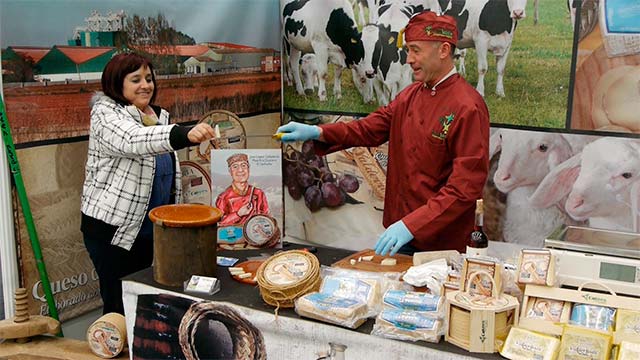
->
[{"left": 371, "top": 289, "right": 446, "bottom": 343}]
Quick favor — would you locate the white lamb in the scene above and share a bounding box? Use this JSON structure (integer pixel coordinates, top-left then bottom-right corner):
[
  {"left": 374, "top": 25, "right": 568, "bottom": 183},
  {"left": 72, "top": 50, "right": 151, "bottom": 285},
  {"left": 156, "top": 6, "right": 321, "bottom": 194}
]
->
[
  {"left": 530, "top": 137, "right": 640, "bottom": 232},
  {"left": 490, "top": 129, "right": 593, "bottom": 246}
]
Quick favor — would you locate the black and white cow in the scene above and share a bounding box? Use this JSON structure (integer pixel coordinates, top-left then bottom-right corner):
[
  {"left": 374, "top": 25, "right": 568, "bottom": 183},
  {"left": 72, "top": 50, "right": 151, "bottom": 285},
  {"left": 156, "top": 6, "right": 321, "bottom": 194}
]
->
[
  {"left": 441, "top": 0, "right": 528, "bottom": 97},
  {"left": 352, "top": 0, "right": 380, "bottom": 26},
  {"left": 282, "top": 0, "right": 365, "bottom": 101},
  {"left": 300, "top": 53, "right": 319, "bottom": 93},
  {"left": 357, "top": 0, "right": 442, "bottom": 105},
  {"left": 362, "top": 2, "right": 414, "bottom": 105}
]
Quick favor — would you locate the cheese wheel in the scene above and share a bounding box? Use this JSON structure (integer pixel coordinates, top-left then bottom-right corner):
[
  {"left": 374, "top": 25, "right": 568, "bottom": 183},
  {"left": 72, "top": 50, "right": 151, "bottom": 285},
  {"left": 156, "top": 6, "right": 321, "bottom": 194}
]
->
[
  {"left": 86, "top": 313, "right": 127, "bottom": 358},
  {"left": 592, "top": 65, "right": 640, "bottom": 131},
  {"left": 603, "top": 66, "right": 640, "bottom": 131}
]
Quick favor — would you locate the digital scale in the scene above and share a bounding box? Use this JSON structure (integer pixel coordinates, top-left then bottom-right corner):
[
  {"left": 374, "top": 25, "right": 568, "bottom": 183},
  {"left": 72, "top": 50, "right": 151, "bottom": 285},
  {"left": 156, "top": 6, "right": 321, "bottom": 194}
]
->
[{"left": 545, "top": 226, "right": 640, "bottom": 297}]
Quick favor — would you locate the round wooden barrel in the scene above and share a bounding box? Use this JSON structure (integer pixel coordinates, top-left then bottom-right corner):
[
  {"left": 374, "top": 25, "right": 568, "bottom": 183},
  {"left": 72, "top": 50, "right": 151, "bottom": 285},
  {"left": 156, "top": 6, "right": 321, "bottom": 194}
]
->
[{"left": 149, "top": 204, "right": 223, "bottom": 287}]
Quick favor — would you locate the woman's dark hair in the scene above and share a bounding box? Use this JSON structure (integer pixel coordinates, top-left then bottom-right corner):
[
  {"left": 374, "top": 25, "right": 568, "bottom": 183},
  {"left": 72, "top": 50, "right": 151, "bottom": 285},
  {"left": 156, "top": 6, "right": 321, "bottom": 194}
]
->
[{"left": 101, "top": 53, "right": 157, "bottom": 106}]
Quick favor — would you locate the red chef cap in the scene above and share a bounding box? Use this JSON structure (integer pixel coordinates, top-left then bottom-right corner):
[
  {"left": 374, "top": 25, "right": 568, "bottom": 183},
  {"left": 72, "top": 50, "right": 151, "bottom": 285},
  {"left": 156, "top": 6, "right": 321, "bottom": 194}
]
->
[{"left": 400, "top": 10, "right": 458, "bottom": 48}]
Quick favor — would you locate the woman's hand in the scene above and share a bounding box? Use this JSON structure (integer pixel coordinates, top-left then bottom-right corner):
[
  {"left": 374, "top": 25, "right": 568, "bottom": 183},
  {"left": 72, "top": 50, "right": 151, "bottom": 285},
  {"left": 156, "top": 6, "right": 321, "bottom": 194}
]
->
[{"left": 187, "top": 123, "right": 216, "bottom": 143}]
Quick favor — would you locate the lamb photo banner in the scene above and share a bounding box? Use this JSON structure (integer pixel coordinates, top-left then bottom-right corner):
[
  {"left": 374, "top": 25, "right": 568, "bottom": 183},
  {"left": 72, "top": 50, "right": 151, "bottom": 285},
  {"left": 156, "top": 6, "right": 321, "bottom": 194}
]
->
[{"left": 1, "top": 0, "right": 281, "bottom": 320}]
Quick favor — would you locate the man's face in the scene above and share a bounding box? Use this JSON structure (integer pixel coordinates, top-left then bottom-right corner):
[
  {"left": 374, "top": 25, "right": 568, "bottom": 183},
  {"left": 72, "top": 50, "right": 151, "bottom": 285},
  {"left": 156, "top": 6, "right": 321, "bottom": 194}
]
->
[
  {"left": 406, "top": 40, "right": 445, "bottom": 84},
  {"left": 229, "top": 160, "right": 249, "bottom": 183}
]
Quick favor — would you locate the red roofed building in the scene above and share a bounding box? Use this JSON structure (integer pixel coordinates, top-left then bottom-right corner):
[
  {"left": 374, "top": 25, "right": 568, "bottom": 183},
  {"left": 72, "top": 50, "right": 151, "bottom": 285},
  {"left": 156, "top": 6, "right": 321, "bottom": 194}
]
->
[
  {"left": 35, "top": 45, "right": 115, "bottom": 81},
  {"left": 4, "top": 46, "right": 51, "bottom": 63},
  {"left": 182, "top": 43, "right": 278, "bottom": 74},
  {"left": 1, "top": 46, "right": 52, "bottom": 82}
]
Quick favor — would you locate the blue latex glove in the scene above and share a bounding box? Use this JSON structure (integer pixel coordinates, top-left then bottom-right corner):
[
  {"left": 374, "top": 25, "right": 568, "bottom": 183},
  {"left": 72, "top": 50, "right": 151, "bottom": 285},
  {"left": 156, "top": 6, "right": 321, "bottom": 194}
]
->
[
  {"left": 276, "top": 122, "right": 320, "bottom": 143},
  {"left": 374, "top": 220, "right": 414, "bottom": 256}
]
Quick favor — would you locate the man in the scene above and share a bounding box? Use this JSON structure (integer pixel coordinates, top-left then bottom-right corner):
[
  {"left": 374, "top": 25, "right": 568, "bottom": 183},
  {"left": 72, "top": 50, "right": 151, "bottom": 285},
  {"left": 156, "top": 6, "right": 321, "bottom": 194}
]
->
[
  {"left": 215, "top": 153, "right": 270, "bottom": 226},
  {"left": 277, "top": 11, "right": 490, "bottom": 256}
]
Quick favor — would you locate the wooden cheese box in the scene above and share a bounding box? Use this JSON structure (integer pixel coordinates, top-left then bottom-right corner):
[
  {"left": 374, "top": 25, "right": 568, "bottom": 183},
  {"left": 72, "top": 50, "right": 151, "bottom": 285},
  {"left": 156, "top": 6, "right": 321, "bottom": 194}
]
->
[
  {"left": 519, "top": 284, "right": 572, "bottom": 336},
  {"left": 445, "top": 271, "right": 519, "bottom": 353},
  {"left": 519, "top": 283, "right": 640, "bottom": 344}
]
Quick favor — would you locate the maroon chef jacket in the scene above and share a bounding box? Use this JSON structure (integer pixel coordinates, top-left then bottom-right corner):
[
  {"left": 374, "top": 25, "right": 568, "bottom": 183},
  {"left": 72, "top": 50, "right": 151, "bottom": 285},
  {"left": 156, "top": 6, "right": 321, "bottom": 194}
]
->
[{"left": 314, "top": 74, "right": 490, "bottom": 252}]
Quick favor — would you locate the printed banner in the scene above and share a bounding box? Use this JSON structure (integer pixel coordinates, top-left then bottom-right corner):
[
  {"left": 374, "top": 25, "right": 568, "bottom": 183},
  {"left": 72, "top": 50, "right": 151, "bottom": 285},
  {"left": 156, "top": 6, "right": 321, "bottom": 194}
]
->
[
  {"left": 569, "top": 0, "right": 640, "bottom": 133},
  {"left": 1, "top": 0, "right": 281, "bottom": 319},
  {"left": 211, "top": 149, "right": 283, "bottom": 250}
]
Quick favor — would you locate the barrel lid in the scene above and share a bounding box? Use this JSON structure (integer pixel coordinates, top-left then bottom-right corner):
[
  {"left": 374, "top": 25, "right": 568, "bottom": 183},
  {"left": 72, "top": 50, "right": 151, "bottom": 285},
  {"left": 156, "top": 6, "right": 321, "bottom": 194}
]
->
[{"left": 149, "top": 204, "right": 223, "bottom": 227}]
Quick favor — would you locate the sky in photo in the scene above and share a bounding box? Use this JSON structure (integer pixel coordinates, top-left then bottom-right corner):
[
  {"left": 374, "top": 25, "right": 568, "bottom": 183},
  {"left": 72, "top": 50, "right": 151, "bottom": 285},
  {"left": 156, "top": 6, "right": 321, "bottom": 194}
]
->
[{"left": 0, "top": 0, "right": 280, "bottom": 49}]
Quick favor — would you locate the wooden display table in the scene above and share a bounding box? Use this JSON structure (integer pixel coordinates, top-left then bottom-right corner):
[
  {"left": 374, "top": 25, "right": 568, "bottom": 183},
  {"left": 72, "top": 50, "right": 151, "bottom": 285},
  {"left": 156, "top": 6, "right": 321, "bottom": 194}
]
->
[{"left": 122, "top": 244, "right": 502, "bottom": 360}]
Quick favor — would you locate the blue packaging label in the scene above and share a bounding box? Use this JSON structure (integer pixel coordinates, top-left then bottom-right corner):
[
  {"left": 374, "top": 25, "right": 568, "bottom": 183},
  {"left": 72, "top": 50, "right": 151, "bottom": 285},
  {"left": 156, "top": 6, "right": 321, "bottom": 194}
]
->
[
  {"left": 380, "top": 309, "right": 438, "bottom": 331},
  {"left": 383, "top": 290, "right": 441, "bottom": 312},
  {"left": 305, "top": 293, "right": 362, "bottom": 311},
  {"left": 218, "top": 226, "right": 243, "bottom": 242},
  {"left": 606, "top": 0, "right": 640, "bottom": 33},
  {"left": 321, "top": 276, "right": 374, "bottom": 303},
  {"left": 216, "top": 256, "right": 239, "bottom": 266}
]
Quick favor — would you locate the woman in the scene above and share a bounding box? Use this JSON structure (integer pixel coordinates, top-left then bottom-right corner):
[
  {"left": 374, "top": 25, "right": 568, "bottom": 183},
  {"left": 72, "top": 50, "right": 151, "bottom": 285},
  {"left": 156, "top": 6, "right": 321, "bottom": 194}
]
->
[{"left": 81, "top": 53, "right": 215, "bottom": 314}]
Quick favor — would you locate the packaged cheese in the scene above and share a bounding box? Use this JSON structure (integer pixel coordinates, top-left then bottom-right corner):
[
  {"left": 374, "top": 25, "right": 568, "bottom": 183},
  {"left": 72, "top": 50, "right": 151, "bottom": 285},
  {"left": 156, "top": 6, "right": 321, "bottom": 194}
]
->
[
  {"left": 320, "top": 275, "right": 380, "bottom": 316},
  {"left": 615, "top": 309, "right": 640, "bottom": 337},
  {"left": 371, "top": 309, "right": 442, "bottom": 343},
  {"left": 295, "top": 292, "right": 368, "bottom": 329},
  {"left": 382, "top": 289, "right": 444, "bottom": 315},
  {"left": 517, "top": 249, "right": 555, "bottom": 286},
  {"left": 559, "top": 325, "right": 612, "bottom": 360},
  {"left": 319, "top": 267, "right": 403, "bottom": 315},
  {"left": 617, "top": 341, "right": 640, "bottom": 360},
  {"left": 499, "top": 327, "right": 560, "bottom": 360},
  {"left": 570, "top": 304, "right": 616, "bottom": 332},
  {"left": 525, "top": 297, "right": 569, "bottom": 322}
]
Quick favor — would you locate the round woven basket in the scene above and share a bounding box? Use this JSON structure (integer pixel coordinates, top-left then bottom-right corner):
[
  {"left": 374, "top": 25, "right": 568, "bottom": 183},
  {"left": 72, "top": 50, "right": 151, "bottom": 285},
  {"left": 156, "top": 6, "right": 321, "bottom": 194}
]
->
[
  {"left": 256, "top": 250, "right": 321, "bottom": 309},
  {"left": 178, "top": 301, "right": 266, "bottom": 360}
]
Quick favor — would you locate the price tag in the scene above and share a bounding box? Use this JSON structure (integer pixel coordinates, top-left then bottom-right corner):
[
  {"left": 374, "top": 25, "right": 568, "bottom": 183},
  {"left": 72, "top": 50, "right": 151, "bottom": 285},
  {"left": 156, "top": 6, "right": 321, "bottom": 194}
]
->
[{"left": 184, "top": 275, "right": 220, "bottom": 295}]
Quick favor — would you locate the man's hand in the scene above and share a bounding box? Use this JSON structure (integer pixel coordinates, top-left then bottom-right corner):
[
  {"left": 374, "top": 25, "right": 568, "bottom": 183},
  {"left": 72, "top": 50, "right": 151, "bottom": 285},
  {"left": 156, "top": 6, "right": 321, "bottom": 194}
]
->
[
  {"left": 238, "top": 202, "right": 253, "bottom": 216},
  {"left": 374, "top": 220, "right": 414, "bottom": 256},
  {"left": 276, "top": 122, "right": 320, "bottom": 143},
  {"left": 187, "top": 123, "right": 216, "bottom": 143}
]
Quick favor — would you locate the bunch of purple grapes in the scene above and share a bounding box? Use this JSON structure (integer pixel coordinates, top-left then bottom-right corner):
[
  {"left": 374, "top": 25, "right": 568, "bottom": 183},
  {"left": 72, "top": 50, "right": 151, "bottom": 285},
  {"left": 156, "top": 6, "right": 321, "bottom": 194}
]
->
[{"left": 284, "top": 141, "right": 360, "bottom": 212}]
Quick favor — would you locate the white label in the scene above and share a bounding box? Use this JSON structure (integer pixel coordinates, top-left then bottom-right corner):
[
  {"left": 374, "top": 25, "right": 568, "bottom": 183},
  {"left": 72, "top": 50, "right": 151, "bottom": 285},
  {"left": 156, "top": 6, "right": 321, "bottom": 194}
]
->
[{"left": 186, "top": 275, "right": 217, "bottom": 293}]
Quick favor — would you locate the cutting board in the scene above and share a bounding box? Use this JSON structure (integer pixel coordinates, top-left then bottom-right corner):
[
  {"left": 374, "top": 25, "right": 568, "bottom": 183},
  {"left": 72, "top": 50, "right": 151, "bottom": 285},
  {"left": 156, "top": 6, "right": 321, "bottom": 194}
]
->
[{"left": 332, "top": 249, "right": 413, "bottom": 273}]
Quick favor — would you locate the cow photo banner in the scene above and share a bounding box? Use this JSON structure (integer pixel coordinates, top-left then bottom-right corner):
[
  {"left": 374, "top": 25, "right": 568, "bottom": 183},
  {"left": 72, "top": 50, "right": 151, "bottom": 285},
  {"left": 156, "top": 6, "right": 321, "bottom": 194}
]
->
[
  {"left": 282, "top": 0, "right": 640, "bottom": 251},
  {"left": 282, "top": 0, "right": 574, "bottom": 129},
  {"left": 1, "top": 0, "right": 280, "bottom": 320}
]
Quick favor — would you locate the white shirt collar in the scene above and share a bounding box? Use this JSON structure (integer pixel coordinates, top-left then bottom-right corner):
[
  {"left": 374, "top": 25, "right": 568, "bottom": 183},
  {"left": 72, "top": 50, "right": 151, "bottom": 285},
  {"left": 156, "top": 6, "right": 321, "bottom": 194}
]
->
[{"left": 425, "top": 66, "right": 457, "bottom": 91}]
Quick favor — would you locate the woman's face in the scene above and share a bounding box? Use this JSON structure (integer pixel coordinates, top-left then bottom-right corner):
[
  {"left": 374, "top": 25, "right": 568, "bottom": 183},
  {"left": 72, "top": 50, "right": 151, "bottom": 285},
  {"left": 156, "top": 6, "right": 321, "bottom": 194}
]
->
[{"left": 122, "top": 65, "right": 154, "bottom": 110}]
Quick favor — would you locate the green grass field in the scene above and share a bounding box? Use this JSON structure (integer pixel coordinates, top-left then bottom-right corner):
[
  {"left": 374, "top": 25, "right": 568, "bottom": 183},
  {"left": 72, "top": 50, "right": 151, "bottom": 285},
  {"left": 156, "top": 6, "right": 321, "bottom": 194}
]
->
[{"left": 283, "top": 0, "right": 574, "bottom": 129}]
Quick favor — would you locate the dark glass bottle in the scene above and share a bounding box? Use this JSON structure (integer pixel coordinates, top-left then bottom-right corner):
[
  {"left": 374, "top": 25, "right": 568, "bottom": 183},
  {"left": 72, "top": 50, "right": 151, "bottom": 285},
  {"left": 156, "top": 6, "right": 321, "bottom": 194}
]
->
[{"left": 466, "top": 199, "right": 488, "bottom": 257}]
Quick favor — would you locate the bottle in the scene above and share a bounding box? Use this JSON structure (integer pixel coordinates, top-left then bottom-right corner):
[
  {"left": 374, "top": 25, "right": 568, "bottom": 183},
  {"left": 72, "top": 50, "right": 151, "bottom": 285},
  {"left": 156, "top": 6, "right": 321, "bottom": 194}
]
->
[{"left": 466, "top": 199, "right": 488, "bottom": 257}]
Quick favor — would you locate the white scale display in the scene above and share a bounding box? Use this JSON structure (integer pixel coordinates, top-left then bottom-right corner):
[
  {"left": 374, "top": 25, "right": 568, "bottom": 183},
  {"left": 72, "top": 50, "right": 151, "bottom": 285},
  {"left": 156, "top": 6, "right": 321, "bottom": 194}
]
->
[{"left": 545, "top": 226, "right": 640, "bottom": 297}]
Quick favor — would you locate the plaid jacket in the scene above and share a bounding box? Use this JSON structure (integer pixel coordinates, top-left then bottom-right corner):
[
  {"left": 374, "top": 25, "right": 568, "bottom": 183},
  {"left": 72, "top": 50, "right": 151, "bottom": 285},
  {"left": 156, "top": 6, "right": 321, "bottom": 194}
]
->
[{"left": 81, "top": 93, "right": 182, "bottom": 250}]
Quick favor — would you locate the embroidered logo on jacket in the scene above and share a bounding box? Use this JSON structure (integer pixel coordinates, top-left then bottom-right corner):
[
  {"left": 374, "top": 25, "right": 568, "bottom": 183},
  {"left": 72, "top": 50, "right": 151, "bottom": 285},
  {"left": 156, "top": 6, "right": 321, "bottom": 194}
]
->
[{"left": 431, "top": 113, "right": 455, "bottom": 140}]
